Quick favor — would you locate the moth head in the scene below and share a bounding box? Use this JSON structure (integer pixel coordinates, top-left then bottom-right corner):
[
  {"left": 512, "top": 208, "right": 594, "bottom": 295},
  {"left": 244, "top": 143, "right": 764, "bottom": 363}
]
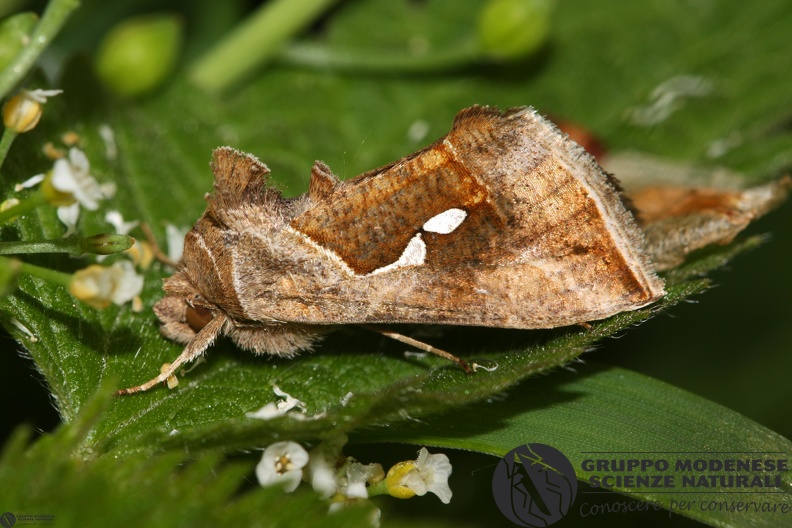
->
[{"left": 154, "top": 271, "right": 219, "bottom": 344}]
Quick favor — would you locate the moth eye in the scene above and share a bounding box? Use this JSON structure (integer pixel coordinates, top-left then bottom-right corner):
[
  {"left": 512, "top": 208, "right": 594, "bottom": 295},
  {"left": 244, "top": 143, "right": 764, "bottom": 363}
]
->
[{"left": 185, "top": 304, "right": 213, "bottom": 332}]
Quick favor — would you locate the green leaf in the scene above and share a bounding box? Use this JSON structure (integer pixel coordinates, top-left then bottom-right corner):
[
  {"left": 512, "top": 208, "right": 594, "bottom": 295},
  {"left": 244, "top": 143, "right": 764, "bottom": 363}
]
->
[{"left": 371, "top": 363, "right": 792, "bottom": 528}]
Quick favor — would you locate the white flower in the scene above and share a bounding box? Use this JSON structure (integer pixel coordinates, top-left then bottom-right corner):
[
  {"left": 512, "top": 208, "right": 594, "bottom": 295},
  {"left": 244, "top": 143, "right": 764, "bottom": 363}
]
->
[
  {"left": 245, "top": 404, "right": 281, "bottom": 420},
  {"left": 165, "top": 223, "right": 189, "bottom": 262},
  {"left": 105, "top": 210, "right": 139, "bottom": 235},
  {"left": 14, "top": 174, "right": 45, "bottom": 192},
  {"left": 256, "top": 441, "right": 309, "bottom": 492},
  {"left": 273, "top": 385, "right": 306, "bottom": 411},
  {"left": 69, "top": 260, "right": 144, "bottom": 309},
  {"left": 305, "top": 433, "right": 348, "bottom": 499},
  {"left": 24, "top": 89, "right": 64, "bottom": 104},
  {"left": 339, "top": 392, "right": 354, "bottom": 406},
  {"left": 338, "top": 460, "right": 384, "bottom": 499},
  {"left": 51, "top": 148, "right": 104, "bottom": 210},
  {"left": 100, "top": 182, "right": 117, "bottom": 199},
  {"left": 385, "top": 448, "right": 453, "bottom": 504},
  {"left": 103, "top": 210, "right": 154, "bottom": 267},
  {"left": 98, "top": 123, "right": 117, "bottom": 160},
  {"left": 246, "top": 385, "right": 306, "bottom": 420},
  {"left": 414, "top": 448, "right": 453, "bottom": 503},
  {"left": 57, "top": 203, "right": 80, "bottom": 236}
]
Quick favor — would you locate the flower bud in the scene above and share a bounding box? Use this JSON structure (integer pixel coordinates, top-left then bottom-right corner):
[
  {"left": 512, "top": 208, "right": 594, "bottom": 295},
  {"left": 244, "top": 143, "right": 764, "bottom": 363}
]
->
[
  {"left": 94, "top": 14, "right": 183, "bottom": 98},
  {"left": 0, "top": 12, "right": 38, "bottom": 72},
  {"left": 385, "top": 461, "right": 419, "bottom": 499},
  {"left": 477, "top": 0, "right": 553, "bottom": 61},
  {"left": 80, "top": 233, "right": 135, "bottom": 255},
  {"left": 3, "top": 91, "right": 39, "bottom": 133},
  {"left": 3, "top": 89, "right": 63, "bottom": 134}
]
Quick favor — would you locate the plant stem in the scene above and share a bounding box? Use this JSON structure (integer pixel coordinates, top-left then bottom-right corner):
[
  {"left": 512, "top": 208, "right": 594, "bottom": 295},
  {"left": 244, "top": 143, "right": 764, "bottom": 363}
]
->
[
  {"left": 10, "top": 257, "right": 73, "bottom": 288},
  {"left": 0, "top": 238, "right": 79, "bottom": 255},
  {"left": 279, "top": 39, "right": 481, "bottom": 73},
  {"left": 189, "top": 0, "right": 339, "bottom": 93},
  {"left": 366, "top": 479, "right": 389, "bottom": 497},
  {"left": 0, "top": 0, "right": 81, "bottom": 100},
  {"left": 1, "top": 236, "right": 84, "bottom": 256},
  {"left": 0, "top": 189, "right": 47, "bottom": 224},
  {"left": 0, "top": 127, "right": 18, "bottom": 168}
]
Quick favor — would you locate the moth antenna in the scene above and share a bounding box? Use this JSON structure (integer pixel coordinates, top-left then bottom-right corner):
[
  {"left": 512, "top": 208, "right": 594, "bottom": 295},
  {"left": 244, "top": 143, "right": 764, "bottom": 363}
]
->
[
  {"left": 141, "top": 222, "right": 180, "bottom": 268},
  {"left": 116, "top": 314, "right": 227, "bottom": 395},
  {"left": 361, "top": 325, "right": 472, "bottom": 373}
]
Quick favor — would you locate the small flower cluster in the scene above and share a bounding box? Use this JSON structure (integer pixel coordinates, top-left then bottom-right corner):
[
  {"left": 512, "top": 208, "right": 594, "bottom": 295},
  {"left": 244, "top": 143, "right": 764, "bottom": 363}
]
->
[
  {"left": 69, "top": 260, "right": 142, "bottom": 309},
  {"left": 1, "top": 88, "right": 163, "bottom": 311},
  {"left": 12, "top": 144, "right": 145, "bottom": 308},
  {"left": 254, "top": 433, "right": 452, "bottom": 518},
  {"left": 39, "top": 145, "right": 118, "bottom": 235}
]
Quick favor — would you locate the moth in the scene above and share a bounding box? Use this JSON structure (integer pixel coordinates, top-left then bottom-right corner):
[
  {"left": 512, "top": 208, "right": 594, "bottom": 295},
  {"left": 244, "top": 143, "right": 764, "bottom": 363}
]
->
[{"left": 118, "top": 106, "right": 666, "bottom": 394}]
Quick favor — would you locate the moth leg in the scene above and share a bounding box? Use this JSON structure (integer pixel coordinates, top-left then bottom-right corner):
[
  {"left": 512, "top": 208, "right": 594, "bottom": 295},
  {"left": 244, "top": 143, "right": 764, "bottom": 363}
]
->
[
  {"left": 116, "top": 314, "right": 227, "bottom": 395},
  {"left": 141, "top": 222, "right": 180, "bottom": 268},
  {"left": 361, "top": 325, "right": 472, "bottom": 373}
]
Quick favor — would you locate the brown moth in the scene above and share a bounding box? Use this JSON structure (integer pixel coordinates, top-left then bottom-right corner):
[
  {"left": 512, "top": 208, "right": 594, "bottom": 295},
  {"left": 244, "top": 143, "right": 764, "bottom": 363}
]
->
[{"left": 118, "top": 106, "right": 666, "bottom": 394}]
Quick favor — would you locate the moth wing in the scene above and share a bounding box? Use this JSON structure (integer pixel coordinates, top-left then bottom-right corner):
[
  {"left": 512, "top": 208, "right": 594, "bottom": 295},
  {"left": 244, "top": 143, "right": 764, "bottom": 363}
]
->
[{"left": 244, "top": 106, "right": 664, "bottom": 329}]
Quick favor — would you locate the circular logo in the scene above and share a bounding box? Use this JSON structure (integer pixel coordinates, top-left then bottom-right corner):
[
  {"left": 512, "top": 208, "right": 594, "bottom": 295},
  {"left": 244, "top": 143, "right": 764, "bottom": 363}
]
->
[
  {"left": 492, "top": 443, "right": 577, "bottom": 527},
  {"left": 0, "top": 512, "right": 16, "bottom": 528}
]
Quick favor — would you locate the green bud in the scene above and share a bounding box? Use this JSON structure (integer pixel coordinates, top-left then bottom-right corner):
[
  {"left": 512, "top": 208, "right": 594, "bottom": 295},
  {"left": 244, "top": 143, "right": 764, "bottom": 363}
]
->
[
  {"left": 477, "top": 0, "right": 553, "bottom": 61},
  {"left": 94, "top": 13, "right": 183, "bottom": 98},
  {"left": 0, "top": 12, "right": 38, "bottom": 73},
  {"left": 80, "top": 233, "right": 135, "bottom": 255}
]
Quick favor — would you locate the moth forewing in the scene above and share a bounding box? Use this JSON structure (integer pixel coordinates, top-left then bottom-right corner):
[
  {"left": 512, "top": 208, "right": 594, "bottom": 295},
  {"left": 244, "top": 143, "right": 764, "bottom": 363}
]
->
[{"left": 278, "top": 106, "right": 665, "bottom": 327}]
